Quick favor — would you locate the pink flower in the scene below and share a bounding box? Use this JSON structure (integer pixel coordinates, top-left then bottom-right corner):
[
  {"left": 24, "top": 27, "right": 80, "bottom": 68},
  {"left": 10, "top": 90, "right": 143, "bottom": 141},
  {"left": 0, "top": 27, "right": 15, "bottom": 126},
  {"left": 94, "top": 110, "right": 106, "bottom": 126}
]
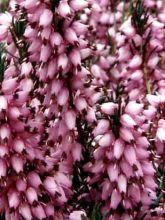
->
[
  {"left": 101, "top": 102, "right": 117, "bottom": 115},
  {"left": 11, "top": 155, "right": 24, "bottom": 173},
  {"left": 65, "top": 110, "right": 76, "bottom": 130},
  {"left": 120, "top": 114, "right": 136, "bottom": 128},
  {"left": 26, "top": 187, "right": 38, "bottom": 204},
  {"left": 98, "top": 133, "right": 113, "bottom": 147},
  {"left": 8, "top": 190, "right": 20, "bottom": 209},
  {"left": 129, "top": 55, "right": 142, "bottom": 69},
  {"left": 70, "top": 0, "right": 88, "bottom": 11},
  {"left": 69, "top": 210, "right": 86, "bottom": 220},
  {"left": 0, "top": 159, "right": 7, "bottom": 178},
  {"left": 39, "top": 9, "right": 53, "bottom": 27},
  {"left": 107, "top": 164, "right": 119, "bottom": 182},
  {"left": 110, "top": 189, "right": 121, "bottom": 209},
  {"left": 0, "top": 0, "right": 163, "bottom": 218},
  {"left": 113, "top": 138, "right": 125, "bottom": 159},
  {"left": 19, "top": 203, "right": 32, "bottom": 220},
  {"left": 65, "top": 28, "right": 79, "bottom": 46},
  {"left": 118, "top": 174, "right": 127, "bottom": 193},
  {"left": 0, "top": 96, "right": 8, "bottom": 111},
  {"left": 58, "top": 1, "right": 71, "bottom": 18}
]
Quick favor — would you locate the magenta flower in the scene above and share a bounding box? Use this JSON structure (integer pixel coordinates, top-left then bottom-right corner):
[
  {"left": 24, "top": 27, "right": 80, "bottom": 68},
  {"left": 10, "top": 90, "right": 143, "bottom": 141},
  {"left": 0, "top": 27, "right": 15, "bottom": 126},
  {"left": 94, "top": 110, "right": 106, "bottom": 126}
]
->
[{"left": 0, "top": 0, "right": 164, "bottom": 219}]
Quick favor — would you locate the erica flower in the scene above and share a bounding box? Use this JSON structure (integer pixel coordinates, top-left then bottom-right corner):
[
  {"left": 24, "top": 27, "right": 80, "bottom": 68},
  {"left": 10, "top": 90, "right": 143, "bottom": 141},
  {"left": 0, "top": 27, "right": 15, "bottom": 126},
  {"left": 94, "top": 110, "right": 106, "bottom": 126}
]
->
[{"left": 0, "top": 0, "right": 164, "bottom": 219}]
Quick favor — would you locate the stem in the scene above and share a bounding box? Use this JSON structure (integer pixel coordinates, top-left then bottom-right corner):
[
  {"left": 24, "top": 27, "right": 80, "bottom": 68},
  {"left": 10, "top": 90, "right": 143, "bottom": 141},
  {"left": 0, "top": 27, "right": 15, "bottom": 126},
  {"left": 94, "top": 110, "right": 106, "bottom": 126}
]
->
[
  {"left": 114, "top": 12, "right": 117, "bottom": 33},
  {"left": 144, "top": 66, "right": 151, "bottom": 94},
  {"left": 121, "top": 0, "right": 126, "bottom": 23}
]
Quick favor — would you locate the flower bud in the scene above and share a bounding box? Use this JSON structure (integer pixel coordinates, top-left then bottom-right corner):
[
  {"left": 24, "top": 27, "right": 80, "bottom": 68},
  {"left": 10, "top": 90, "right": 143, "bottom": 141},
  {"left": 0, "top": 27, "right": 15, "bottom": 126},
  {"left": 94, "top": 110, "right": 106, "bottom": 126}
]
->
[{"left": 39, "top": 9, "right": 53, "bottom": 27}]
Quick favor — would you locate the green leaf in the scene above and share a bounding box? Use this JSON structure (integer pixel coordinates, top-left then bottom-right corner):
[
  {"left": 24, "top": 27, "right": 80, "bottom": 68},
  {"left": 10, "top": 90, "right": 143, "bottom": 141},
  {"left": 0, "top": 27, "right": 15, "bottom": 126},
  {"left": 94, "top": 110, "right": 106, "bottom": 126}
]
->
[
  {"left": 0, "top": 43, "right": 7, "bottom": 82},
  {"left": 131, "top": 0, "right": 149, "bottom": 35},
  {"left": 89, "top": 203, "right": 102, "bottom": 220},
  {"left": 10, "top": 11, "right": 28, "bottom": 62},
  {"left": 102, "top": 211, "right": 110, "bottom": 220},
  {"left": 14, "top": 13, "right": 26, "bottom": 38}
]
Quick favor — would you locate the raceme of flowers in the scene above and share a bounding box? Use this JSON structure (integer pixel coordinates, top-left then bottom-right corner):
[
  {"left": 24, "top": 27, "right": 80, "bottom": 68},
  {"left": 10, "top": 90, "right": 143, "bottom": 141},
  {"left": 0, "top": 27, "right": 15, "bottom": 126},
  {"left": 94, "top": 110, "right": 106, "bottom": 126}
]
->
[{"left": 0, "top": 0, "right": 164, "bottom": 220}]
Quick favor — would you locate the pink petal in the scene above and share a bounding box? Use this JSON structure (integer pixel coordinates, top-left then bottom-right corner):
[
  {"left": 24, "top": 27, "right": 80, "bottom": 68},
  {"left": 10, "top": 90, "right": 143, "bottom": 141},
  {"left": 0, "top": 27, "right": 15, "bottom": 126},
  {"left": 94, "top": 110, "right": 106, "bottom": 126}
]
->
[
  {"left": 118, "top": 174, "right": 127, "bottom": 193},
  {"left": 0, "top": 159, "right": 7, "bottom": 177},
  {"left": 125, "top": 101, "right": 143, "bottom": 115},
  {"left": 26, "top": 187, "right": 38, "bottom": 204},
  {"left": 101, "top": 102, "right": 117, "bottom": 115},
  {"left": 120, "top": 127, "right": 134, "bottom": 142},
  {"left": 75, "top": 97, "right": 87, "bottom": 111},
  {"left": 110, "top": 189, "right": 121, "bottom": 209},
  {"left": 121, "top": 114, "right": 136, "bottom": 128},
  {"left": 128, "top": 184, "right": 141, "bottom": 203},
  {"left": 65, "top": 110, "right": 76, "bottom": 130},
  {"left": 32, "top": 205, "right": 46, "bottom": 219},
  {"left": 93, "top": 119, "right": 109, "bottom": 136},
  {"left": 107, "top": 164, "right": 119, "bottom": 182},
  {"left": 69, "top": 211, "right": 86, "bottom": 220},
  {"left": 72, "top": 143, "right": 82, "bottom": 161},
  {"left": 65, "top": 28, "right": 78, "bottom": 45},
  {"left": 0, "top": 145, "right": 8, "bottom": 157},
  {"left": 50, "top": 32, "right": 63, "bottom": 47},
  {"left": 8, "top": 190, "right": 20, "bottom": 209},
  {"left": 57, "top": 53, "right": 68, "bottom": 71},
  {"left": 28, "top": 172, "right": 42, "bottom": 188},
  {"left": 39, "top": 9, "right": 53, "bottom": 27},
  {"left": 113, "top": 138, "right": 125, "bottom": 159},
  {"left": 11, "top": 155, "right": 24, "bottom": 173},
  {"left": 129, "top": 55, "right": 142, "bottom": 69},
  {"left": 58, "top": 1, "right": 71, "bottom": 17},
  {"left": 16, "top": 179, "right": 27, "bottom": 192},
  {"left": 2, "top": 78, "right": 17, "bottom": 94},
  {"left": 40, "top": 44, "right": 51, "bottom": 63},
  {"left": 57, "top": 88, "right": 69, "bottom": 106},
  {"left": 99, "top": 133, "right": 113, "bottom": 147},
  {"left": 43, "top": 177, "right": 59, "bottom": 195},
  {"left": 70, "top": 0, "right": 88, "bottom": 11},
  {"left": 0, "top": 96, "right": 8, "bottom": 111},
  {"left": 19, "top": 203, "right": 32, "bottom": 220},
  {"left": 124, "top": 146, "right": 137, "bottom": 166},
  {"left": 13, "top": 139, "right": 25, "bottom": 153}
]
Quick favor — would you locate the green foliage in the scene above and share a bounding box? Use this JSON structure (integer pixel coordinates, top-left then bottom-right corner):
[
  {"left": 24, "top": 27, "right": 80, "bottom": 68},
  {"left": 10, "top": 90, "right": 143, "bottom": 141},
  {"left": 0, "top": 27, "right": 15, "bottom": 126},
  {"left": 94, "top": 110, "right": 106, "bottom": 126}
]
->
[
  {"left": 151, "top": 161, "right": 165, "bottom": 209},
  {"left": 80, "top": 203, "right": 110, "bottom": 220},
  {"left": 10, "top": 11, "right": 28, "bottom": 62},
  {"left": 14, "top": 13, "right": 26, "bottom": 38},
  {"left": 0, "top": 43, "right": 7, "bottom": 82},
  {"left": 131, "top": 0, "right": 149, "bottom": 35},
  {"left": 90, "top": 204, "right": 102, "bottom": 220}
]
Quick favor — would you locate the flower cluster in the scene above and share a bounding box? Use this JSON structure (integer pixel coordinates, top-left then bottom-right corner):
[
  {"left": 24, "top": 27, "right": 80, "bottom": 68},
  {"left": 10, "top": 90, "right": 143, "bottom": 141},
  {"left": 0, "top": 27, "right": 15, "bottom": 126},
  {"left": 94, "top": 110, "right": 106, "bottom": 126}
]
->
[{"left": 0, "top": 0, "right": 164, "bottom": 220}]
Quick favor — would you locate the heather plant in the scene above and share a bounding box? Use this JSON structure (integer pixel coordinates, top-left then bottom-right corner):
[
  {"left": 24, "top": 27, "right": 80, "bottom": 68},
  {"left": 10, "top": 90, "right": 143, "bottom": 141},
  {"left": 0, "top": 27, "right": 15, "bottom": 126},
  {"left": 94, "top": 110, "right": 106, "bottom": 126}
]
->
[{"left": 0, "top": 0, "right": 164, "bottom": 220}]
